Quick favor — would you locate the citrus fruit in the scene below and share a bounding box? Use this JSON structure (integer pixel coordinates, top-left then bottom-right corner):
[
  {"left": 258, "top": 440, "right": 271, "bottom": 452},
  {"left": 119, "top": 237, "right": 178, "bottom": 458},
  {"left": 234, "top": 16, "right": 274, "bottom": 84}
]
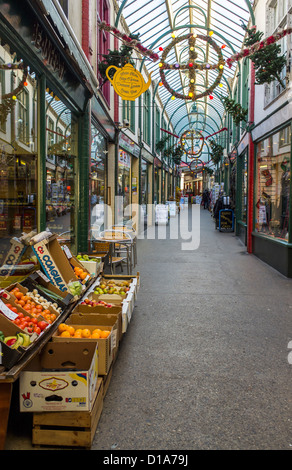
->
[
  {"left": 81, "top": 328, "right": 91, "bottom": 338},
  {"left": 60, "top": 330, "right": 71, "bottom": 337},
  {"left": 67, "top": 326, "right": 75, "bottom": 336},
  {"left": 58, "top": 323, "right": 68, "bottom": 333},
  {"left": 91, "top": 331, "right": 101, "bottom": 339},
  {"left": 100, "top": 330, "right": 110, "bottom": 338}
]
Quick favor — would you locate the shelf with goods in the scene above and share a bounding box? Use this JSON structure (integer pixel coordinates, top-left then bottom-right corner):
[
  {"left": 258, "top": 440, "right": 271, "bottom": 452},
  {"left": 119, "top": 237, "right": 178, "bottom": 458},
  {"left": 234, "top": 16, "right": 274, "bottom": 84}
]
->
[{"left": 0, "top": 229, "right": 140, "bottom": 449}]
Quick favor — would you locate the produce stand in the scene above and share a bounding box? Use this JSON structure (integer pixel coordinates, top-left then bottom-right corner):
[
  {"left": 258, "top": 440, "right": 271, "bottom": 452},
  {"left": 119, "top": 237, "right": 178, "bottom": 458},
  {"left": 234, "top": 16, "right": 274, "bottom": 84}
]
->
[{"left": 0, "top": 231, "right": 139, "bottom": 449}]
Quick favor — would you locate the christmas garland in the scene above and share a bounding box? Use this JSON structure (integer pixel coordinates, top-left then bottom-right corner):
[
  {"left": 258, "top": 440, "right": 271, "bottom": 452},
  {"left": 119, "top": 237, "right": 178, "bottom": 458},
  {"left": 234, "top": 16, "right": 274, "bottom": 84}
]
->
[
  {"left": 221, "top": 96, "right": 248, "bottom": 125},
  {"left": 98, "top": 22, "right": 160, "bottom": 61},
  {"left": 226, "top": 26, "right": 292, "bottom": 68},
  {"left": 0, "top": 63, "right": 28, "bottom": 126},
  {"left": 159, "top": 33, "right": 225, "bottom": 100}
]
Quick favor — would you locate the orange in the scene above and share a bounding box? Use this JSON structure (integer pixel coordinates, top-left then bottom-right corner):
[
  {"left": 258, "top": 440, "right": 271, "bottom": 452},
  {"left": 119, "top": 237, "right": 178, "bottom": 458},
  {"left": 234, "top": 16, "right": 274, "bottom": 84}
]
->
[
  {"left": 74, "top": 331, "right": 82, "bottom": 338},
  {"left": 58, "top": 323, "right": 68, "bottom": 333},
  {"left": 92, "top": 329, "right": 102, "bottom": 336},
  {"left": 81, "top": 328, "right": 91, "bottom": 338},
  {"left": 60, "top": 330, "right": 71, "bottom": 337},
  {"left": 15, "top": 292, "right": 23, "bottom": 299},
  {"left": 67, "top": 326, "right": 75, "bottom": 336},
  {"left": 99, "top": 330, "right": 110, "bottom": 338},
  {"left": 79, "top": 272, "right": 88, "bottom": 280},
  {"left": 91, "top": 331, "right": 101, "bottom": 339}
]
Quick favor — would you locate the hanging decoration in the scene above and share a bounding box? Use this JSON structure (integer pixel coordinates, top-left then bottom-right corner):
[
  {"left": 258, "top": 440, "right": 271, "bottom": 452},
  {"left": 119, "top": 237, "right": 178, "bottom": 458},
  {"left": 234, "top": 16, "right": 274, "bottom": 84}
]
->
[
  {"left": 226, "top": 26, "right": 292, "bottom": 70},
  {"left": 159, "top": 33, "right": 225, "bottom": 101},
  {"left": 180, "top": 129, "right": 204, "bottom": 158},
  {"left": 97, "top": 22, "right": 159, "bottom": 62},
  {"left": 221, "top": 96, "right": 248, "bottom": 125},
  {"left": 0, "top": 63, "right": 28, "bottom": 127},
  {"left": 240, "top": 24, "right": 287, "bottom": 88},
  {"left": 105, "top": 63, "right": 152, "bottom": 100},
  {"left": 209, "top": 139, "right": 224, "bottom": 165}
]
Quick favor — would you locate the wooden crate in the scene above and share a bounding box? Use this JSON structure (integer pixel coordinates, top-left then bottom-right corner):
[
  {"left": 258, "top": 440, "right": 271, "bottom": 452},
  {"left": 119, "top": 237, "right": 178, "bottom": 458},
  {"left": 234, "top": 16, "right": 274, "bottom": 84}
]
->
[{"left": 32, "top": 378, "right": 103, "bottom": 448}]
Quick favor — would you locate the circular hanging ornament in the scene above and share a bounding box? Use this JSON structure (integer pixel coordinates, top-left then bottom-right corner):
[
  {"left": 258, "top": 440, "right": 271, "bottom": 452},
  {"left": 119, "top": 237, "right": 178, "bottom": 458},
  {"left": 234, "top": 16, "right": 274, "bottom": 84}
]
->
[
  {"left": 181, "top": 129, "right": 204, "bottom": 158},
  {"left": 159, "top": 33, "right": 225, "bottom": 101}
]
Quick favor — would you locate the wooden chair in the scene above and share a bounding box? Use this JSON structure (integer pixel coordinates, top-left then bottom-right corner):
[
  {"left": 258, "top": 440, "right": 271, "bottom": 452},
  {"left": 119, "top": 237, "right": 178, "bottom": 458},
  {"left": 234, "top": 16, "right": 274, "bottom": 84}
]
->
[{"left": 92, "top": 239, "right": 127, "bottom": 274}]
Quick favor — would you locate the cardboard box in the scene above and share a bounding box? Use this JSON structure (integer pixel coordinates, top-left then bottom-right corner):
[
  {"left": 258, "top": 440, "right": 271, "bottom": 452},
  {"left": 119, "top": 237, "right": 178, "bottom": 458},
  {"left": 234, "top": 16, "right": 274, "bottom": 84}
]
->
[
  {"left": 52, "top": 325, "right": 113, "bottom": 376},
  {"left": 72, "top": 303, "right": 124, "bottom": 339},
  {"left": 66, "top": 313, "right": 121, "bottom": 351},
  {"left": 31, "top": 234, "right": 80, "bottom": 292},
  {"left": 77, "top": 255, "right": 102, "bottom": 276},
  {"left": 19, "top": 341, "right": 98, "bottom": 412}
]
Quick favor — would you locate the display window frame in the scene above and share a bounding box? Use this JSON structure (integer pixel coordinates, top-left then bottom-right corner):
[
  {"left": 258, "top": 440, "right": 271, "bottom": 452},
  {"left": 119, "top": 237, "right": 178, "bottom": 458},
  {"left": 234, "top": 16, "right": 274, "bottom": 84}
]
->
[{"left": 253, "top": 122, "right": 292, "bottom": 245}]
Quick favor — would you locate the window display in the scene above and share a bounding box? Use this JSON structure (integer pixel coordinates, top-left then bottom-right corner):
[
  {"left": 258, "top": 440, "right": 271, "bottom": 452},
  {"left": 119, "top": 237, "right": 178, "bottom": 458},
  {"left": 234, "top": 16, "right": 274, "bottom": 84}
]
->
[
  {"left": 255, "top": 126, "right": 291, "bottom": 241},
  {"left": 0, "top": 41, "right": 38, "bottom": 284},
  {"left": 90, "top": 125, "right": 106, "bottom": 238},
  {"left": 45, "top": 92, "right": 77, "bottom": 251},
  {"left": 118, "top": 150, "right": 131, "bottom": 221},
  {"left": 241, "top": 150, "right": 248, "bottom": 223}
]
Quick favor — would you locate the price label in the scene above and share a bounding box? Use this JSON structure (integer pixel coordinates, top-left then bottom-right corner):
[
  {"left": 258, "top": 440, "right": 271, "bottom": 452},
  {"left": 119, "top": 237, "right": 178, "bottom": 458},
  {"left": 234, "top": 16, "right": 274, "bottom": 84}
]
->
[
  {"left": 63, "top": 245, "right": 72, "bottom": 259},
  {"left": 0, "top": 299, "right": 18, "bottom": 321}
]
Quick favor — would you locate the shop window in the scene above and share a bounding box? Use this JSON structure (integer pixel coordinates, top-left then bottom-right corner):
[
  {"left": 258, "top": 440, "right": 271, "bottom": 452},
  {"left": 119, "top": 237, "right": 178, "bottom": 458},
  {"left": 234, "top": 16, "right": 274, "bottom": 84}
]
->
[
  {"left": 255, "top": 127, "right": 291, "bottom": 241},
  {"left": 90, "top": 124, "right": 107, "bottom": 240},
  {"left": 97, "top": 0, "right": 110, "bottom": 105},
  {"left": 0, "top": 58, "right": 6, "bottom": 133},
  {"left": 118, "top": 149, "right": 131, "bottom": 220},
  {"left": 155, "top": 106, "right": 160, "bottom": 150},
  {"left": 0, "top": 41, "right": 38, "bottom": 285},
  {"left": 45, "top": 91, "right": 78, "bottom": 252},
  {"left": 122, "top": 100, "right": 135, "bottom": 132},
  {"left": 143, "top": 90, "right": 151, "bottom": 145}
]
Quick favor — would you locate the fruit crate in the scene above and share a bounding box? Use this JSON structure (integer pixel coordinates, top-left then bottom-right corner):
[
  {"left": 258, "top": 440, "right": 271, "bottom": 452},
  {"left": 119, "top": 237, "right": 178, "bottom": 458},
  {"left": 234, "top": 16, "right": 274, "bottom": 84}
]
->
[{"left": 32, "top": 378, "right": 103, "bottom": 448}]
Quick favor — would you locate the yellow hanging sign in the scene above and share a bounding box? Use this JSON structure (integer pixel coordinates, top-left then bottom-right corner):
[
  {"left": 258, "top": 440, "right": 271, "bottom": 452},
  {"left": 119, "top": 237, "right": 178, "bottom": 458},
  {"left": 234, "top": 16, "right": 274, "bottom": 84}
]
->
[{"left": 105, "top": 63, "right": 152, "bottom": 101}]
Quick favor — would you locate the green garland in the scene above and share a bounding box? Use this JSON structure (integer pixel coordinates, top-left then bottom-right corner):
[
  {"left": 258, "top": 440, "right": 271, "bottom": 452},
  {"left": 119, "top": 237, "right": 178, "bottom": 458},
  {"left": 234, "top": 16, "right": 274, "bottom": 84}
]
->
[
  {"left": 98, "top": 34, "right": 140, "bottom": 82},
  {"left": 222, "top": 96, "right": 248, "bottom": 126},
  {"left": 209, "top": 139, "right": 224, "bottom": 165},
  {"left": 242, "top": 24, "right": 287, "bottom": 88}
]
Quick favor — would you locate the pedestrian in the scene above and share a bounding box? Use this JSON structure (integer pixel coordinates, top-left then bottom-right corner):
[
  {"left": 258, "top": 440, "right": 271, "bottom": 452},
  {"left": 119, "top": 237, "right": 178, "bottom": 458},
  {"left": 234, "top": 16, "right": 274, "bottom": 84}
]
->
[{"left": 203, "top": 189, "right": 210, "bottom": 210}]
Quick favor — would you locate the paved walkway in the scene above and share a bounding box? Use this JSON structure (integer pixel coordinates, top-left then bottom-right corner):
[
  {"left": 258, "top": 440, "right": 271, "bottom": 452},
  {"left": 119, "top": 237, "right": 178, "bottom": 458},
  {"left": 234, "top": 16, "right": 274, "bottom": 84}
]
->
[{"left": 5, "top": 206, "right": 292, "bottom": 450}]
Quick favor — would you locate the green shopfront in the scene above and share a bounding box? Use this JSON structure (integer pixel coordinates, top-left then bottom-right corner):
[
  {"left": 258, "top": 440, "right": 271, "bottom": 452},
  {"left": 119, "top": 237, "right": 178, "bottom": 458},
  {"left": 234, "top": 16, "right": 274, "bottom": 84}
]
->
[{"left": 0, "top": 0, "right": 112, "bottom": 287}]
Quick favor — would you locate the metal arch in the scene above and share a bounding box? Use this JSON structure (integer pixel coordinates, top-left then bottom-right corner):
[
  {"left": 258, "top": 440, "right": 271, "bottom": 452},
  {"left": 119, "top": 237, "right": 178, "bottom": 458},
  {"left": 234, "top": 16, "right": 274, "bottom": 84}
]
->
[
  {"left": 243, "top": 0, "right": 255, "bottom": 26},
  {"left": 173, "top": 5, "right": 208, "bottom": 28},
  {"left": 177, "top": 118, "right": 219, "bottom": 139}
]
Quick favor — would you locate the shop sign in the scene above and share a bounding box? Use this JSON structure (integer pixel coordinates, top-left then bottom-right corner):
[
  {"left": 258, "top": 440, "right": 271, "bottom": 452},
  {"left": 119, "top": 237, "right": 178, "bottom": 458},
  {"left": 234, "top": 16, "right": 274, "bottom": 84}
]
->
[
  {"left": 119, "top": 150, "right": 131, "bottom": 168},
  {"left": 106, "top": 63, "right": 152, "bottom": 101},
  {"left": 219, "top": 209, "right": 234, "bottom": 232},
  {"left": 119, "top": 133, "right": 140, "bottom": 158},
  {"left": 33, "top": 23, "right": 66, "bottom": 80}
]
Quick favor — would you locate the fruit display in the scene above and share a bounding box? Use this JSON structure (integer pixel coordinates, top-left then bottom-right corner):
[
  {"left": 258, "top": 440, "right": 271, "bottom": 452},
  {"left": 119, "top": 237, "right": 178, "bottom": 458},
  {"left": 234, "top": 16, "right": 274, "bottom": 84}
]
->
[
  {"left": 73, "top": 266, "right": 90, "bottom": 281},
  {"left": 7, "top": 287, "right": 58, "bottom": 324},
  {"left": 57, "top": 323, "right": 111, "bottom": 339},
  {"left": 80, "top": 298, "right": 113, "bottom": 308},
  {"left": 3, "top": 304, "right": 49, "bottom": 335},
  {"left": 0, "top": 331, "right": 31, "bottom": 348},
  {"left": 93, "top": 279, "right": 131, "bottom": 296},
  {"left": 76, "top": 255, "right": 101, "bottom": 263}
]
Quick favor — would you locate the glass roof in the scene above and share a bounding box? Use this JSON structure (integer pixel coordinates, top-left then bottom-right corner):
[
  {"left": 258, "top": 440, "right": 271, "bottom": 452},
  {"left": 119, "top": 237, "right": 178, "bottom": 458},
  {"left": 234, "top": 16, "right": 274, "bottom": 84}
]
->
[{"left": 116, "top": 0, "right": 253, "bottom": 165}]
